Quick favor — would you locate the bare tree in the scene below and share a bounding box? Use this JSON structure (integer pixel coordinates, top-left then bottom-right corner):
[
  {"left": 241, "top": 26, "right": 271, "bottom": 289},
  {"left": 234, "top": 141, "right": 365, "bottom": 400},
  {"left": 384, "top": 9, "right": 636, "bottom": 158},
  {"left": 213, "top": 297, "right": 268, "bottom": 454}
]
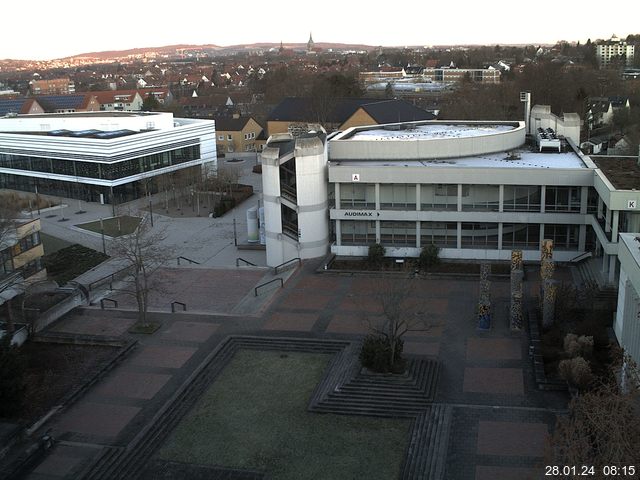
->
[
  {"left": 109, "top": 216, "right": 174, "bottom": 324},
  {"left": 547, "top": 355, "right": 640, "bottom": 473},
  {"left": 365, "top": 277, "right": 435, "bottom": 370}
]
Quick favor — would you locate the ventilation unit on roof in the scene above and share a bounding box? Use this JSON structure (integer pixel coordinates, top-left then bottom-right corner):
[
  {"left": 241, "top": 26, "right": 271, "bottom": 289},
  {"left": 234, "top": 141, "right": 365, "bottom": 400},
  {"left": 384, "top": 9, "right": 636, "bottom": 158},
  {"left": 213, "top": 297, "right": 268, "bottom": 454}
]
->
[{"left": 535, "top": 127, "right": 561, "bottom": 153}]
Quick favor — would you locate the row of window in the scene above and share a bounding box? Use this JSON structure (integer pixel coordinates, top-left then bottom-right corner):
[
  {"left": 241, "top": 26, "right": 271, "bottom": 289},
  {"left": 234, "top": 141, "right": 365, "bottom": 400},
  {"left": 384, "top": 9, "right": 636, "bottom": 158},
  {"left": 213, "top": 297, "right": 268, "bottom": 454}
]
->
[
  {"left": 339, "top": 221, "right": 580, "bottom": 250},
  {"left": 337, "top": 184, "right": 590, "bottom": 213},
  {"left": 1, "top": 231, "right": 42, "bottom": 275},
  {"left": 0, "top": 145, "right": 200, "bottom": 181},
  {"left": 217, "top": 132, "right": 257, "bottom": 142}
]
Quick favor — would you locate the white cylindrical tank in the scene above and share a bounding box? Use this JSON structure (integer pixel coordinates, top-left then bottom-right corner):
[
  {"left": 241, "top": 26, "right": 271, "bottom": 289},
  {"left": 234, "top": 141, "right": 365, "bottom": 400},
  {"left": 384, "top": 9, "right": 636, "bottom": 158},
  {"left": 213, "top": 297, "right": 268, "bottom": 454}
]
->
[{"left": 246, "top": 206, "right": 259, "bottom": 243}]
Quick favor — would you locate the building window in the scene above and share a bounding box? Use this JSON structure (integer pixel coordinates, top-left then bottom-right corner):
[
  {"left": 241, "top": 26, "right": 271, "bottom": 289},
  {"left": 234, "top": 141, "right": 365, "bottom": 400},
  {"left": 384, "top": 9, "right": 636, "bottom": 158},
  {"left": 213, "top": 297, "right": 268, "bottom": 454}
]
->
[
  {"left": 501, "top": 223, "right": 540, "bottom": 249},
  {"left": 218, "top": 135, "right": 224, "bottom": 141},
  {"left": 462, "top": 185, "right": 499, "bottom": 211},
  {"left": 503, "top": 185, "right": 541, "bottom": 212},
  {"left": 420, "top": 222, "right": 457, "bottom": 248},
  {"left": 545, "top": 186, "right": 581, "bottom": 212},
  {"left": 227, "top": 134, "right": 233, "bottom": 141},
  {"left": 340, "top": 183, "right": 375, "bottom": 209},
  {"left": 380, "top": 221, "right": 416, "bottom": 246},
  {"left": 379, "top": 184, "right": 416, "bottom": 210},
  {"left": 461, "top": 223, "right": 499, "bottom": 248},
  {"left": 544, "top": 224, "right": 579, "bottom": 250},
  {"left": 421, "top": 184, "right": 457, "bottom": 211},
  {"left": 341, "top": 220, "right": 376, "bottom": 245}
]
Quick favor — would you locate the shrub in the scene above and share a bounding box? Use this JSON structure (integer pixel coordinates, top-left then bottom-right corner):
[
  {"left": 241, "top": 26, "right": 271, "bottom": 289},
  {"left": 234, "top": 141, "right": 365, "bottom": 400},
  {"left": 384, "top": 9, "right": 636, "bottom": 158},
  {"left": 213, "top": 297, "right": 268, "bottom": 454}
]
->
[
  {"left": 558, "top": 356, "right": 593, "bottom": 389},
  {"left": 367, "top": 243, "right": 386, "bottom": 269},
  {"left": 418, "top": 244, "right": 440, "bottom": 270},
  {"left": 359, "top": 334, "right": 405, "bottom": 373},
  {"left": 563, "top": 333, "right": 594, "bottom": 358}
]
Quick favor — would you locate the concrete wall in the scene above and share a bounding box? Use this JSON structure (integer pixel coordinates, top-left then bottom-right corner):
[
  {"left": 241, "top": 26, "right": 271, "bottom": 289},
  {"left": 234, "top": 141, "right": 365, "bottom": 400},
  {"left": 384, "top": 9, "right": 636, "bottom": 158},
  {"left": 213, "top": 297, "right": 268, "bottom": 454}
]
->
[
  {"left": 330, "top": 121, "right": 526, "bottom": 160},
  {"left": 529, "top": 105, "right": 581, "bottom": 145}
]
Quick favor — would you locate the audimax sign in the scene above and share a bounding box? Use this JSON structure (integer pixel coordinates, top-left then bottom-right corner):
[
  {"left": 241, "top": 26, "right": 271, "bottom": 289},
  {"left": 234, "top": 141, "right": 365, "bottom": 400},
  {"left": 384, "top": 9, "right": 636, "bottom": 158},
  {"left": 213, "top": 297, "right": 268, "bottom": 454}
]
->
[{"left": 343, "top": 211, "right": 380, "bottom": 217}]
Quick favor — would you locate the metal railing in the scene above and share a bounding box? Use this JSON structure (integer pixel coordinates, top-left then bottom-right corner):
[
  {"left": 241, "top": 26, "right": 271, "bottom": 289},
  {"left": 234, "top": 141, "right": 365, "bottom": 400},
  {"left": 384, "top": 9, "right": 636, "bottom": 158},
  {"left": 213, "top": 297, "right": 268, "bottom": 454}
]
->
[
  {"left": 177, "top": 256, "right": 200, "bottom": 266},
  {"left": 569, "top": 251, "right": 593, "bottom": 263},
  {"left": 171, "top": 301, "right": 187, "bottom": 312},
  {"left": 254, "top": 278, "right": 283, "bottom": 296},
  {"left": 88, "top": 265, "right": 133, "bottom": 292},
  {"left": 274, "top": 257, "right": 301, "bottom": 275},
  {"left": 236, "top": 257, "right": 257, "bottom": 267},
  {"left": 100, "top": 298, "right": 118, "bottom": 309}
]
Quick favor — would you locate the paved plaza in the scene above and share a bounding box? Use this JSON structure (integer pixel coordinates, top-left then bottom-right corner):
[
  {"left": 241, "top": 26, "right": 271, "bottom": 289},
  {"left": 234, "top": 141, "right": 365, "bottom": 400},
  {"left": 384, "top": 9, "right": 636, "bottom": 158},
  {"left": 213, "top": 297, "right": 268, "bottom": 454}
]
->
[{"left": 15, "top": 256, "right": 569, "bottom": 480}]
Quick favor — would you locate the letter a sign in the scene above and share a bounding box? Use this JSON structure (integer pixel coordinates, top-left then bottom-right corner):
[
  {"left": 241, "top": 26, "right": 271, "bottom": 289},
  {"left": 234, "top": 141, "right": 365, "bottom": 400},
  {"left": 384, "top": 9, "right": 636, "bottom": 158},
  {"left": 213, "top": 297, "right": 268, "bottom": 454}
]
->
[{"left": 352, "top": 173, "right": 360, "bottom": 182}]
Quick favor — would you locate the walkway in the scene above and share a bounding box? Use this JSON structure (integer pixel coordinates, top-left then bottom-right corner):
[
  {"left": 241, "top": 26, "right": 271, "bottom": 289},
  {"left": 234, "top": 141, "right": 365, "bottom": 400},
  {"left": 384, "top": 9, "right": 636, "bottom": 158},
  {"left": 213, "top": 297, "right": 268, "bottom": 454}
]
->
[{"left": 20, "top": 260, "right": 567, "bottom": 480}]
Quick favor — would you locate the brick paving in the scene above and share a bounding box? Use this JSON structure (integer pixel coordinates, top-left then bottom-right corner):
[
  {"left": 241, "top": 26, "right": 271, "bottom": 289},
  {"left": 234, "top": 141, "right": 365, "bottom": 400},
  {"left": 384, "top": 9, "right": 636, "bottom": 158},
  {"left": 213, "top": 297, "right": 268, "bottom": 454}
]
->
[
  {"left": 54, "top": 402, "right": 141, "bottom": 438},
  {"left": 476, "top": 421, "right": 549, "bottom": 457},
  {"left": 159, "top": 321, "right": 220, "bottom": 342},
  {"left": 463, "top": 367, "right": 525, "bottom": 395},
  {"left": 262, "top": 312, "right": 320, "bottom": 332},
  {"left": 20, "top": 261, "right": 574, "bottom": 480},
  {"left": 93, "top": 371, "right": 172, "bottom": 400},
  {"left": 131, "top": 345, "right": 197, "bottom": 369}
]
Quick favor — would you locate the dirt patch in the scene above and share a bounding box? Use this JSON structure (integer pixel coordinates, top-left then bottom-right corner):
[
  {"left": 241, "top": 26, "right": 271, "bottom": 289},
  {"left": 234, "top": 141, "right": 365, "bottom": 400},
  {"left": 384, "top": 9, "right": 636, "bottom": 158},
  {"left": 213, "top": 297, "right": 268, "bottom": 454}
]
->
[{"left": 15, "top": 342, "right": 118, "bottom": 423}]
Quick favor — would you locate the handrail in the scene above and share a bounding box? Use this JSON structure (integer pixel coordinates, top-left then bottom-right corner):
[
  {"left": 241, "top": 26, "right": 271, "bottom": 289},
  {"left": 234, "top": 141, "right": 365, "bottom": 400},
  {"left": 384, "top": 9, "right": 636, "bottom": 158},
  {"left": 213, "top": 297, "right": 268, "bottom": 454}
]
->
[
  {"left": 88, "top": 265, "right": 133, "bottom": 292},
  {"left": 274, "top": 257, "right": 301, "bottom": 275},
  {"left": 569, "top": 251, "right": 593, "bottom": 263},
  {"left": 254, "top": 278, "right": 283, "bottom": 296},
  {"left": 236, "top": 257, "right": 257, "bottom": 267},
  {"left": 177, "top": 256, "right": 200, "bottom": 265},
  {"left": 100, "top": 298, "right": 118, "bottom": 309},
  {"left": 171, "top": 301, "right": 187, "bottom": 312}
]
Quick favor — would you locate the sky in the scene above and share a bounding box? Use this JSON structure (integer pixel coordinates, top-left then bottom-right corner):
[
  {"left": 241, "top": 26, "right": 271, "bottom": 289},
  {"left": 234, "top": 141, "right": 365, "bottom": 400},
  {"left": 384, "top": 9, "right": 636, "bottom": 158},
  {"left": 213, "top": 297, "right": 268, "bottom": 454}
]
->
[{"left": 3, "top": 0, "right": 640, "bottom": 60}]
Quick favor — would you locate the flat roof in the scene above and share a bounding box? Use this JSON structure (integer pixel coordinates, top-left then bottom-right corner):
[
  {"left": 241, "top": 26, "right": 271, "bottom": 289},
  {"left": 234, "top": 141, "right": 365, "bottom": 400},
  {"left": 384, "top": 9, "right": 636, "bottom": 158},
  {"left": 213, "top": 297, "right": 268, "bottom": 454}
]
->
[
  {"left": 344, "top": 123, "right": 517, "bottom": 141},
  {"left": 1, "top": 111, "right": 160, "bottom": 119},
  {"left": 592, "top": 156, "right": 640, "bottom": 190},
  {"left": 331, "top": 147, "right": 587, "bottom": 170}
]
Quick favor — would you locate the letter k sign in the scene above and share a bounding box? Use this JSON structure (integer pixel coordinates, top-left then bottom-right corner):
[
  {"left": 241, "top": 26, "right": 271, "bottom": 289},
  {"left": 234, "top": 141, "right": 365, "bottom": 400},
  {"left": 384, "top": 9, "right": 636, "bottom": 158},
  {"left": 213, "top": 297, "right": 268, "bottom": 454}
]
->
[{"left": 629, "top": 200, "right": 637, "bottom": 209}]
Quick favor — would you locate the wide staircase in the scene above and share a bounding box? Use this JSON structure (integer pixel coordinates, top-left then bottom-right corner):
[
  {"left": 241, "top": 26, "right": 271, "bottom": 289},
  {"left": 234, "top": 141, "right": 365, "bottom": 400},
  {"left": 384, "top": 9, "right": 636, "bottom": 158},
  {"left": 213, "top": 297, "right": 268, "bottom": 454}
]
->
[{"left": 575, "top": 257, "right": 618, "bottom": 306}]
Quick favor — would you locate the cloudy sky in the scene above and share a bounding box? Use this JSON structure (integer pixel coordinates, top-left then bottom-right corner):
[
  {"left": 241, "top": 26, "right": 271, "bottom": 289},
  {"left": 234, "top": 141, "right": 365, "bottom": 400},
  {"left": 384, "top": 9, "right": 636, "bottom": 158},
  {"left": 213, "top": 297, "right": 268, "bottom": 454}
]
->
[{"left": 3, "top": 0, "right": 639, "bottom": 60}]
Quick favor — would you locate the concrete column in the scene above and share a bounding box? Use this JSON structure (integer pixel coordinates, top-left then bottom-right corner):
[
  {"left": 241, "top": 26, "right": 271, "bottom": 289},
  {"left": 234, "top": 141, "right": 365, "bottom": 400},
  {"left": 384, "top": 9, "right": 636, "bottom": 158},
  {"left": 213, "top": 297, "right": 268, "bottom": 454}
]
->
[
  {"left": 376, "top": 220, "right": 380, "bottom": 243},
  {"left": 375, "top": 183, "right": 380, "bottom": 211},
  {"left": 335, "top": 220, "right": 341, "bottom": 246},
  {"left": 457, "top": 184, "right": 463, "bottom": 212},
  {"left": 335, "top": 183, "right": 341, "bottom": 209},
  {"left": 580, "top": 186, "right": 588, "bottom": 215},
  {"left": 416, "top": 184, "right": 421, "bottom": 211},
  {"left": 605, "top": 207, "right": 611, "bottom": 233},
  {"left": 457, "top": 221, "right": 462, "bottom": 249},
  {"left": 612, "top": 210, "right": 620, "bottom": 240},
  {"left": 416, "top": 221, "right": 421, "bottom": 248},
  {"left": 597, "top": 197, "right": 603, "bottom": 219},
  {"left": 540, "top": 185, "right": 546, "bottom": 213},
  {"left": 602, "top": 252, "right": 608, "bottom": 274},
  {"left": 498, "top": 223, "right": 503, "bottom": 250},
  {"left": 578, "top": 224, "right": 586, "bottom": 251},
  {"left": 609, "top": 255, "right": 617, "bottom": 285},
  {"left": 539, "top": 224, "right": 545, "bottom": 249},
  {"left": 499, "top": 184, "right": 504, "bottom": 213}
]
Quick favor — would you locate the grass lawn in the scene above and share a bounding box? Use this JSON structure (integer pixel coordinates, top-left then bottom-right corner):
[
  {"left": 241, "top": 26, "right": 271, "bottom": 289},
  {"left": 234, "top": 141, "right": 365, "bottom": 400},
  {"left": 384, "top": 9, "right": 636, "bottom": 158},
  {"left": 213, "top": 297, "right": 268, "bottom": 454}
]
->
[
  {"left": 75, "top": 215, "right": 141, "bottom": 237},
  {"left": 158, "top": 350, "right": 410, "bottom": 479}
]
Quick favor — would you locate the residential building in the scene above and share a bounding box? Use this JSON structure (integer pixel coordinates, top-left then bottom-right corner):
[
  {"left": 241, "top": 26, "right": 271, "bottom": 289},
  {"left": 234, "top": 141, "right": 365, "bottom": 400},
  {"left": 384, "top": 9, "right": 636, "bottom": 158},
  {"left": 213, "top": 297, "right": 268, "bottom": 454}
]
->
[
  {"left": 35, "top": 94, "right": 100, "bottom": 113},
  {"left": 585, "top": 96, "right": 631, "bottom": 130},
  {"left": 0, "top": 111, "right": 216, "bottom": 204},
  {"left": 422, "top": 67, "right": 501, "bottom": 84},
  {"left": 596, "top": 35, "right": 635, "bottom": 67},
  {"left": 215, "top": 116, "right": 264, "bottom": 153},
  {"left": 29, "top": 78, "right": 75, "bottom": 95},
  {"left": 1, "top": 218, "right": 46, "bottom": 304},
  {"left": 0, "top": 98, "right": 45, "bottom": 116},
  {"left": 266, "top": 97, "right": 435, "bottom": 136},
  {"left": 92, "top": 90, "right": 144, "bottom": 111}
]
